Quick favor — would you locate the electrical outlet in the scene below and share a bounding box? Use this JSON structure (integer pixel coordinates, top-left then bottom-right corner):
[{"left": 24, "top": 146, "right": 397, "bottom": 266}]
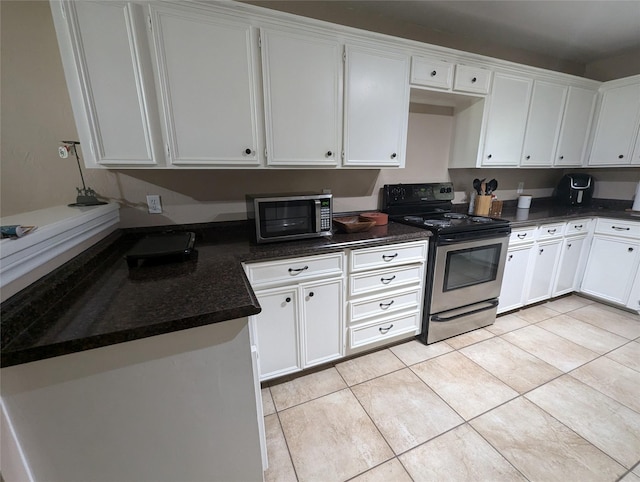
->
[
  {"left": 146, "top": 195, "right": 162, "bottom": 214},
  {"left": 517, "top": 182, "right": 524, "bottom": 194}
]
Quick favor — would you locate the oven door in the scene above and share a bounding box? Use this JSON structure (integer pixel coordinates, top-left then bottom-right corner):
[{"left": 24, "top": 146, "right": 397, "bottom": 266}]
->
[{"left": 430, "top": 232, "right": 509, "bottom": 314}]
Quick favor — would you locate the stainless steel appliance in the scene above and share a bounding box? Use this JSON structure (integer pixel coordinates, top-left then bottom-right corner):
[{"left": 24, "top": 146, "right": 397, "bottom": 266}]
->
[
  {"left": 383, "top": 182, "right": 511, "bottom": 344},
  {"left": 246, "top": 192, "right": 332, "bottom": 243},
  {"left": 554, "top": 173, "right": 594, "bottom": 206}
]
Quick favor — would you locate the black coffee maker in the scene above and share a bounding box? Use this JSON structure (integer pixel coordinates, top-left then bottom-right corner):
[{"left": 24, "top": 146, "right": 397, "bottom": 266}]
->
[{"left": 554, "top": 173, "right": 594, "bottom": 206}]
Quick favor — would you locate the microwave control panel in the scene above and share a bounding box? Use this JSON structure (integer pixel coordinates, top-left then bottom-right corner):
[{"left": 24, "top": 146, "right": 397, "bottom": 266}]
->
[{"left": 320, "top": 199, "right": 331, "bottom": 231}]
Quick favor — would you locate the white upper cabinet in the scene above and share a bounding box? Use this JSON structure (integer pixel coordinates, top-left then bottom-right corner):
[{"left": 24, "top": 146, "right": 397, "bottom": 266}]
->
[
  {"left": 261, "top": 27, "right": 342, "bottom": 166},
  {"left": 588, "top": 79, "right": 640, "bottom": 166},
  {"left": 554, "top": 86, "right": 597, "bottom": 166},
  {"left": 520, "top": 81, "right": 566, "bottom": 167},
  {"left": 632, "top": 124, "right": 640, "bottom": 165},
  {"left": 149, "top": 4, "right": 262, "bottom": 166},
  {"left": 481, "top": 73, "right": 533, "bottom": 166},
  {"left": 453, "top": 64, "right": 492, "bottom": 95},
  {"left": 344, "top": 45, "right": 410, "bottom": 167},
  {"left": 410, "top": 56, "right": 453, "bottom": 90},
  {"left": 53, "top": 1, "right": 163, "bottom": 166}
]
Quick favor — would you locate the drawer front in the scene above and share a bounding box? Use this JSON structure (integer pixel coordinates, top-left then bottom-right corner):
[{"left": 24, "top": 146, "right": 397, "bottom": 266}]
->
[
  {"left": 537, "top": 223, "right": 565, "bottom": 240},
  {"left": 453, "top": 64, "right": 492, "bottom": 94},
  {"left": 595, "top": 218, "right": 640, "bottom": 239},
  {"left": 350, "top": 241, "right": 428, "bottom": 272},
  {"left": 509, "top": 227, "right": 536, "bottom": 245},
  {"left": 349, "top": 287, "right": 421, "bottom": 322},
  {"left": 411, "top": 56, "right": 453, "bottom": 89},
  {"left": 349, "top": 312, "right": 419, "bottom": 349},
  {"left": 565, "top": 218, "right": 591, "bottom": 236},
  {"left": 245, "top": 253, "right": 344, "bottom": 287},
  {"left": 349, "top": 264, "right": 424, "bottom": 297}
]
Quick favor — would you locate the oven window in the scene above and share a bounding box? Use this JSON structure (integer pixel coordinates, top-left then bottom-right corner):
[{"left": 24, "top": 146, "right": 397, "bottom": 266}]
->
[
  {"left": 443, "top": 243, "right": 502, "bottom": 291},
  {"left": 259, "top": 201, "right": 313, "bottom": 238}
]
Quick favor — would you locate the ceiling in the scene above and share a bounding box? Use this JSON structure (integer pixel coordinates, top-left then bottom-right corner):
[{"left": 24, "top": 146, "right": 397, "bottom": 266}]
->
[{"left": 337, "top": 1, "right": 640, "bottom": 65}]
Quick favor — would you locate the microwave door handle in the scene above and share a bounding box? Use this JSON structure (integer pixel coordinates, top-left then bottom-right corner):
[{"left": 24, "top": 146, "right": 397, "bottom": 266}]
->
[{"left": 314, "top": 199, "right": 322, "bottom": 233}]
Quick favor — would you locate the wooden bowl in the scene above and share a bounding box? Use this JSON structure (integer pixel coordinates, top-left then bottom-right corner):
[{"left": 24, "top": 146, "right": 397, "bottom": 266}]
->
[
  {"left": 332, "top": 216, "right": 376, "bottom": 233},
  {"left": 359, "top": 212, "right": 388, "bottom": 225}
]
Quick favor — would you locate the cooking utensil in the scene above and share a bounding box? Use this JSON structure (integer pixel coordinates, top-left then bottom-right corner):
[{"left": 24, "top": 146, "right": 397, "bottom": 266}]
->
[
  {"left": 473, "top": 178, "right": 482, "bottom": 195},
  {"left": 486, "top": 179, "right": 498, "bottom": 194},
  {"left": 480, "top": 180, "right": 486, "bottom": 196}
]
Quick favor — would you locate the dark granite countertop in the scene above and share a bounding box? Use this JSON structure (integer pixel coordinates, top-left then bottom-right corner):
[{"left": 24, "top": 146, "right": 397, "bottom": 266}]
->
[
  {"left": 0, "top": 221, "right": 430, "bottom": 367},
  {"left": 498, "top": 198, "right": 640, "bottom": 228}
]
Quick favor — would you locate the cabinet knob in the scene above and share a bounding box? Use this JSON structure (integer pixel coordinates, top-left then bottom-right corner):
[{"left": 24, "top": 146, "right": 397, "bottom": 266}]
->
[
  {"left": 629, "top": 247, "right": 635, "bottom": 252},
  {"left": 508, "top": 254, "right": 513, "bottom": 261},
  {"left": 285, "top": 297, "right": 291, "bottom": 303},
  {"left": 308, "top": 291, "right": 314, "bottom": 297},
  {"left": 559, "top": 155, "right": 564, "bottom": 160},
  {"left": 471, "top": 77, "right": 477, "bottom": 83},
  {"left": 431, "top": 70, "right": 437, "bottom": 77},
  {"left": 244, "top": 148, "right": 252, "bottom": 155},
  {"left": 326, "top": 151, "right": 333, "bottom": 157},
  {"left": 391, "top": 152, "right": 397, "bottom": 159},
  {"left": 618, "top": 154, "right": 624, "bottom": 159},
  {"left": 539, "top": 248, "right": 544, "bottom": 254},
  {"left": 567, "top": 243, "right": 572, "bottom": 249},
  {"left": 487, "top": 154, "right": 492, "bottom": 159},
  {"left": 525, "top": 155, "right": 531, "bottom": 160}
]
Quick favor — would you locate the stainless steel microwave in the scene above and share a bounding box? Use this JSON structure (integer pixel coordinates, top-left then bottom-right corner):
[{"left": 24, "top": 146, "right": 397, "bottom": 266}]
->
[{"left": 246, "top": 193, "right": 333, "bottom": 243}]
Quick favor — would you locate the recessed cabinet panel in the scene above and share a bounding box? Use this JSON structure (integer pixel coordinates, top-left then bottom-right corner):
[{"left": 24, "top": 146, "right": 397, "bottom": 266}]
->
[
  {"left": 498, "top": 245, "right": 532, "bottom": 313},
  {"left": 588, "top": 82, "right": 640, "bottom": 166},
  {"left": 410, "top": 56, "right": 453, "bottom": 89},
  {"left": 520, "top": 81, "right": 566, "bottom": 167},
  {"left": 526, "top": 240, "right": 562, "bottom": 304},
  {"left": 261, "top": 28, "right": 342, "bottom": 166},
  {"left": 344, "top": 45, "right": 410, "bottom": 167},
  {"left": 482, "top": 73, "right": 533, "bottom": 166},
  {"left": 150, "top": 5, "right": 261, "bottom": 165},
  {"left": 302, "top": 279, "right": 343, "bottom": 367},
  {"left": 554, "top": 86, "right": 596, "bottom": 166},
  {"left": 553, "top": 236, "right": 587, "bottom": 296},
  {"left": 453, "top": 64, "right": 492, "bottom": 94},
  {"left": 69, "top": 1, "right": 160, "bottom": 165}
]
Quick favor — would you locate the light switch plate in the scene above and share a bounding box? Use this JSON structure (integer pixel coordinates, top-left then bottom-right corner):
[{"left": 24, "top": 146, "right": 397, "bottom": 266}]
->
[{"left": 146, "top": 195, "right": 162, "bottom": 214}]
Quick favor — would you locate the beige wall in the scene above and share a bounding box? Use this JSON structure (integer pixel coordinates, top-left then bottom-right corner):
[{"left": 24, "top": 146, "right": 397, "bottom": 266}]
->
[{"left": 1, "top": 2, "right": 638, "bottom": 229}]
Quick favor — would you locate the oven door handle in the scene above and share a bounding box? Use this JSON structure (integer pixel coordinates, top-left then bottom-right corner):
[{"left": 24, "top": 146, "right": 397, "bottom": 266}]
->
[
  {"left": 438, "top": 229, "right": 510, "bottom": 245},
  {"left": 431, "top": 299, "right": 499, "bottom": 322}
]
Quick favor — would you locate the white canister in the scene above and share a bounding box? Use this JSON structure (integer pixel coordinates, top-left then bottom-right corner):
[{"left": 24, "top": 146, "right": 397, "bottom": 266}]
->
[{"left": 517, "top": 195, "right": 532, "bottom": 209}]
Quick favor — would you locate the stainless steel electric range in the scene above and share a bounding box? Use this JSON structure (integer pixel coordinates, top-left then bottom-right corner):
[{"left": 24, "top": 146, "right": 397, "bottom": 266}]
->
[{"left": 382, "top": 182, "right": 511, "bottom": 344}]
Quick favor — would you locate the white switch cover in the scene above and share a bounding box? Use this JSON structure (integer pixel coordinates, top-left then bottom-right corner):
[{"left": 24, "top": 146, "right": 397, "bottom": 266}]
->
[{"left": 146, "top": 195, "right": 162, "bottom": 214}]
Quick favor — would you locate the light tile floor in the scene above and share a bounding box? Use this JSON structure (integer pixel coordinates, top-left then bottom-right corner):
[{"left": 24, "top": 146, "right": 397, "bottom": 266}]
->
[{"left": 261, "top": 295, "right": 640, "bottom": 482}]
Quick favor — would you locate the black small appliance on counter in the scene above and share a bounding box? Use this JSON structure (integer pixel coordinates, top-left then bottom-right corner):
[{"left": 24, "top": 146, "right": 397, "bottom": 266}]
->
[{"left": 554, "top": 173, "right": 594, "bottom": 206}]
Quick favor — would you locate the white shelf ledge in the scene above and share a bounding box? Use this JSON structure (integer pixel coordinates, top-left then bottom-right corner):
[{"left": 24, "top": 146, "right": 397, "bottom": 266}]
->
[{"left": 0, "top": 203, "right": 120, "bottom": 291}]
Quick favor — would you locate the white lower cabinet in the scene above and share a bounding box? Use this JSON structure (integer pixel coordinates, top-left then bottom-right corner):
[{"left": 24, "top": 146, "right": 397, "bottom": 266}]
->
[
  {"left": 346, "top": 240, "right": 428, "bottom": 354},
  {"left": 626, "top": 269, "right": 640, "bottom": 312},
  {"left": 245, "top": 253, "right": 345, "bottom": 381},
  {"left": 553, "top": 235, "right": 589, "bottom": 296},
  {"left": 498, "top": 244, "right": 533, "bottom": 313},
  {"left": 526, "top": 240, "right": 562, "bottom": 304},
  {"left": 581, "top": 219, "right": 640, "bottom": 305}
]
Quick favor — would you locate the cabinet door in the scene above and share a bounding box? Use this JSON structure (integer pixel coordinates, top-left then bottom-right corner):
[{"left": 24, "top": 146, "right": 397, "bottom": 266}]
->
[
  {"left": 588, "top": 82, "right": 640, "bottom": 166},
  {"left": 301, "top": 278, "right": 344, "bottom": 367},
  {"left": 581, "top": 236, "right": 640, "bottom": 304},
  {"left": 632, "top": 124, "right": 640, "bottom": 165},
  {"left": 149, "top": 5, "right": 262, "bottom": 166},
  {"left": 553, "top": 236, "right": 587, "bottom": 296},
  {"left": 344, "top": 45, "right": 410, "bottom": 167},
  {"left": 59, "top": 1, "right": 162, "bottom": 166},
  {"left": 252, "top": 287, "right": 299, "bottom": 380},
  {"left": 554, "top": 86, "right": 597, "bottom": 166},
  {"left": 498, "top": 246, "right": 532, "bottom": 314},
  {"left": 626, "top": 269, "right": 640, "bottom": 312},
  {"left": 527, "top": 240, "right": 562, "bottom": 304},
  {"left": 520, "top": 81, "right": 566, "bottom": 167},
  {"left": 261, "top": 28, "right": 342, "bottom": 166},
  {"left": 482, "top": 73, "right": 532, "bottom": 166}
]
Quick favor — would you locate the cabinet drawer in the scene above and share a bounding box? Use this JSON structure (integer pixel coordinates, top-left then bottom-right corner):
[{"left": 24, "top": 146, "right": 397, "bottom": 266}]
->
[
  {"left": 349, "top": 264, "right": 424, "bottom": 297},
  {"left": 349, "top": 312, "right": 419, "bottom": 349},
  {"left": 509, "top": 227, "right": 536, "bottom": 245},
  {"left": 350, "top": 241, "right": 428, "bottom": 272},
  {"left": 595, "top": 218, "right": 640, "bottom": 239},
  {"left": 537, "top": 223, "right": 565, "bottom": 240},
  {"left": 565, "top": 218, "right": 591, "bottom": 236},
  {"left": 411, "top": 56, "right": 453, "bottom": 89},
  {"left": 245, "top": 252, "right": 344, "bottom": 287},
  {"left": 349, "top": 287, "right": 421, "bottom": 322},
  {"left": 453, "top": 64, "right": 492, "bottom": 94}
]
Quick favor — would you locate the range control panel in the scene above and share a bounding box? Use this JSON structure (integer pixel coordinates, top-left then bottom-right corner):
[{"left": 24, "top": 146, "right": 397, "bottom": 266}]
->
[{"left": 383, "top": 183, "right": 455, "bottom": 205}]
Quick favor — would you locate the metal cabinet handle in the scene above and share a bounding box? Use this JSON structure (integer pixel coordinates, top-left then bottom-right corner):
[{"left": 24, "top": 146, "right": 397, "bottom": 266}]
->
[
  {"left": 559, "top": 155, "right": 564, "bottom": 160},
  {"left": 539, "top": 249, "right": 544, "bottom": 254},
  {"left": 430, "top": 70, "right": 437, "bottom": 77},
  {"left": 308, "top": 292, "right": 314, "bottom": 297},
  {"left": 629, "top": 247, "right": 635, "bottom": 252},
  {"left": 244, "top": 148, "right": 253, "bottom": 155},
  {"left": 517, "top": 233, "right": 527, "bottom": 239},
  {"left": 574, "top": 224, "right": 583, "bottom": 229},
  {"left": 326, "top": 151, "right": 333, "bottom": 157},
  {"left": 487, "top": 154, "right": 493, "bottom": 159},
  {"left": 380, "top": 275, "right": 396, "bottom": 284},
  {"left": 390, "top": 153, "right": 397, "bottom": 159},
  {"left": 548, "top": 229, "right": 556, "bottom": 234},
  {"left": 285, "top": 297, "right": 291, "bottom": 303},
  {"left": 288, "top": 265, "right": 309, "bottom": 274},
  {"left": 612, "top": 226, "right": 630, "bottom": 231},
  {"left": 382, "top": 253, "right": 398, "bottom": 261},
  {"left": 379, "top": 300, "right": 395, "bottom": 309},
  {"left": 567, "top": 243, "right": 572, "bottom": 249},
  {"left": 379, "top": 324, "right": 394, "bottom": 334},
  {"left": 618, "top": 154, "right": 624, "bottom": 159},
  {"left": 471, "top": 77, "right": 477, "bottom": 83}
]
